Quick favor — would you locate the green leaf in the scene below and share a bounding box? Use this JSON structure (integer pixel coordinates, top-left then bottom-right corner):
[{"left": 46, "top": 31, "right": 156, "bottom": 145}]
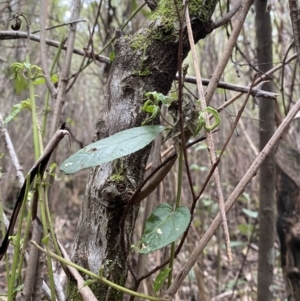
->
[
  {"left": 60, "top": 125, "right": 166, "bottom": 174},
  {"left": 202, "top": 198, "right": 213, "bottom": 207},
  {"left": 82, "top": 279, "right": 98, "bottom": 287},
  {"left": 14, "top": 76, "right": 28, "bottom": 94},
  {"left": 238, "top": 223, "right": 254, "bottom": 235},
  {"left": 14, "top": 283, "right": 24, "bottom": 293},
  {"left": 23, "top": 62, "right": 31, "bottom": 69},
  {"left": 242, "top": 208, "right": 258, "bottom": 219},
  {"left": 4, "top": 99, "right": 31, "bottom": 125},
  {"left": 34, "top": 73, "right": 58, "bottom": 85},
  {"left": 144, "top": 91, "right": 174, "bottom": 106},
  {"left": 153, "top": 268, "right": 172, "bottom": 293},
  {"left": 109, "top": 51, "right": 115, "bottom": 62},
  {"left": 49, "top": 163, "right": 57, "bottom": 174},
  {"left": 42, "top": 234, "right": 50, "bottom": 245},
  {"left": 138, "top": 203, "right": 191, "bottom": 254}
]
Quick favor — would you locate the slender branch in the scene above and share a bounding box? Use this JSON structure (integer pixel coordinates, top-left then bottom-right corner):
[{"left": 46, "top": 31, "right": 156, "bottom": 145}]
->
[
  {"left": 180, "top": 75, "right": 278, "bottom": 99},
  {"left": 39, "top": 0, "right": 57, "bottom": 100},
  {"left": 0, "top": 31, "right": 110, "bottom": 64},
  {"left": 217, "top": 54, "right": 297, "bottom": 114},
  {"left": 185, "top": 4, "right": 232, "bottom": 261},
  {"left": 32, "top": 18, "right": 88, "bottom": 34},
  {"left": 0, "top": 112, "right": 24, "bottom": 186},
  {"left": 205, "top": 0, "right": 255, "bottom": 105},
  {"left": 50, "top": 0, "right": 81, "bottom": 137},
  {"left": 210, "top": 0, "right": 243, "bottom": 30}
]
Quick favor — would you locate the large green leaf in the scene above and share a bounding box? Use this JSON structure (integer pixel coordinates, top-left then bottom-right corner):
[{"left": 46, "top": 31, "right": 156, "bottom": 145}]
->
[
  {"left": 138, "top": 203, "right": 191, "bottom": 254},
  {"left": 60, "top": 125, "right": 165, "bottom": 174}
]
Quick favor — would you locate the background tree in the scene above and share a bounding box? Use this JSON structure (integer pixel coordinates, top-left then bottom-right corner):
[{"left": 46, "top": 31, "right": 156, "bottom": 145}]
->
[{"left": 255, "top": 1, "right": 275, "bottom": 300}]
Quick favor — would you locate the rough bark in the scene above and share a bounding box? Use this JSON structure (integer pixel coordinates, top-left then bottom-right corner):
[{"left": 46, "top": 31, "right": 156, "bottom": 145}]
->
[
  {"left": 255, "top": 1, "right": 275, "bottom": 301},
  {"left": 70, "top": 1, "right": 218, "bottom": 300},
  {"left": 276, "top": 140, "right": 300, "bottom": 301}
]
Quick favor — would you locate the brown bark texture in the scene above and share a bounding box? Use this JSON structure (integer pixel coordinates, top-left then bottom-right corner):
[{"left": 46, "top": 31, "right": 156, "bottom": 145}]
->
[
  {"left": 70, "top": 2, "right": 218, "bottom": 300},
  {"left": 255, "top": 0, "right": 275, "bottom": 301}
]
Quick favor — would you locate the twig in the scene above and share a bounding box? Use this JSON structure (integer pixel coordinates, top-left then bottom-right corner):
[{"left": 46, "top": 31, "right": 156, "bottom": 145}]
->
[
  {"left": 205, "top": 0, "right": 255, "bottom": 105},
  {"left": 180, "top": 75, "right": 278, "bottom": 99},
  {"left": 185, "top": 4, "right": 232, "bottom": 261},
  {"left": 39, "top": 0, "right": 57, "bottom": 100},
  {"left": 0, "top": 112, "right": 24, "bottom": 185},
  {"left": 50, "top": 0, "right": 81, "bottom": 137},
  {"left": 32, "top": 19, "right": 88, "bottom": 34},
  {"left": 217, "top": 54, "right": 297, "bottom": 114},
  {"left": 0, "top": 31, "right": 110, "bottom": 64},
  {"left": 210, "top": 0, "right": 243, "bottom": 30}
]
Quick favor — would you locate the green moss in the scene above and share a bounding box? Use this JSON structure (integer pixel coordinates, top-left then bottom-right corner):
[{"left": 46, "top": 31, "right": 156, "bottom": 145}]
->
[
  {"left": 133, "top": 67, "right": 152, "bottom": 76},
  {"left": 150, "top": 0, "right": 212, "bottom": 29},
  {"left": 66, "top": 280, "right": 82, "bottom": 301},
  {"left": 110, "top": 159, "right": 125, "bottom": 182},
  {"left": 128, "top": 0, "right": 214, "bottom": 77},
  {"left": 150, "top": 0, "right": 183, "bottom": 34},
  {"left": 130, "top": 30, "right": 151, "bottom": 52}
]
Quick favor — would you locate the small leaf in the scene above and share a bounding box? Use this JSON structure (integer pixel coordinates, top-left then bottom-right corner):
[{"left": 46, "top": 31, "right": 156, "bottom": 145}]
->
[
  {"left": 23, "top": 62, "right": 31, "bottom": 69},
  {"left": 238, "top": 223, "right": 254, "bottom": 235},
  {"left": 145, "top": 91, "right": 165, "bottom": 104},
  {"left": 51, "top": 73, "right": 58, "bottom": 84},
  {"left": 242, "top": 208, "right": 258, "bottom": 219},
  {"left": 109, "top": 51, "right": 115, "bottom": 62},
  {"left": 153, "top": 268, "right": 172, "bottom": 293},
  {"left": 14, "top": 283, "right": 24, "bottom": 293},
  {"left": 42, "top": 234, "right": 50, "bottom": 245},
  {"left": 49, "top": 163, "right": 57, "bottom": 174},
  {"left": 4, "top": 99, "right": 31, "bottom": 125},
  {"left": 33, "top": 76, "right": 44, "bottom": 85},
  {"left": 21, "top": 99, "right": 31, "bottom": 110},
  {"left": 82, "top": 279, "right": 98, "bottom": 287},
  {"left": 138, "top": 203, "right": 191, "bottom": 254},
  {"left": 60, "top": 125, "right": 166, "bottom": 174},
  {"left": 14, "top": 76, "right": 28, "bottom": 94},
  {"left": 202, "top": 198, "right": 213, "bottom": 207}
]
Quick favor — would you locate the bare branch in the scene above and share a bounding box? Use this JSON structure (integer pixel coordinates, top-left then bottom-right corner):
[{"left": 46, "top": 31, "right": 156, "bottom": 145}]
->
[
  {"left": 50, "top": 0, "right": 82, "bottom": 137},
  {"left": 180, "top": 75, "right": 278, "bottom": 99},
  {"left": 210, "top": 0, "right": 243, "bottom": 30},
  {"left": 39, "top": 0, "right": 57, "bottom": 100},
  {"left": 0, "top": 31, "right": 110, "bottom": 64},
  {"left": 0, "top": 112, "right": 24, "bottom": 186},
  {"left": 205, "top": 0, "right": 255, "bottom": 105},
  {"left": 32, "top": 18, "right": 88, "bottom": 34}
]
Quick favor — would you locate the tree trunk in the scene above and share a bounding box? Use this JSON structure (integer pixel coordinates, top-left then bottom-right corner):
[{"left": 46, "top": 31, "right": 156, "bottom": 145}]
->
[
  {"left": 276, "top": 140, "right": 300, "bottom": 301},
  {"left": 255, "top": 1, "right": 275, "bottom": 300},
  {"left": 69, "top": 2, "right": 218, "bottom": 300}
]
